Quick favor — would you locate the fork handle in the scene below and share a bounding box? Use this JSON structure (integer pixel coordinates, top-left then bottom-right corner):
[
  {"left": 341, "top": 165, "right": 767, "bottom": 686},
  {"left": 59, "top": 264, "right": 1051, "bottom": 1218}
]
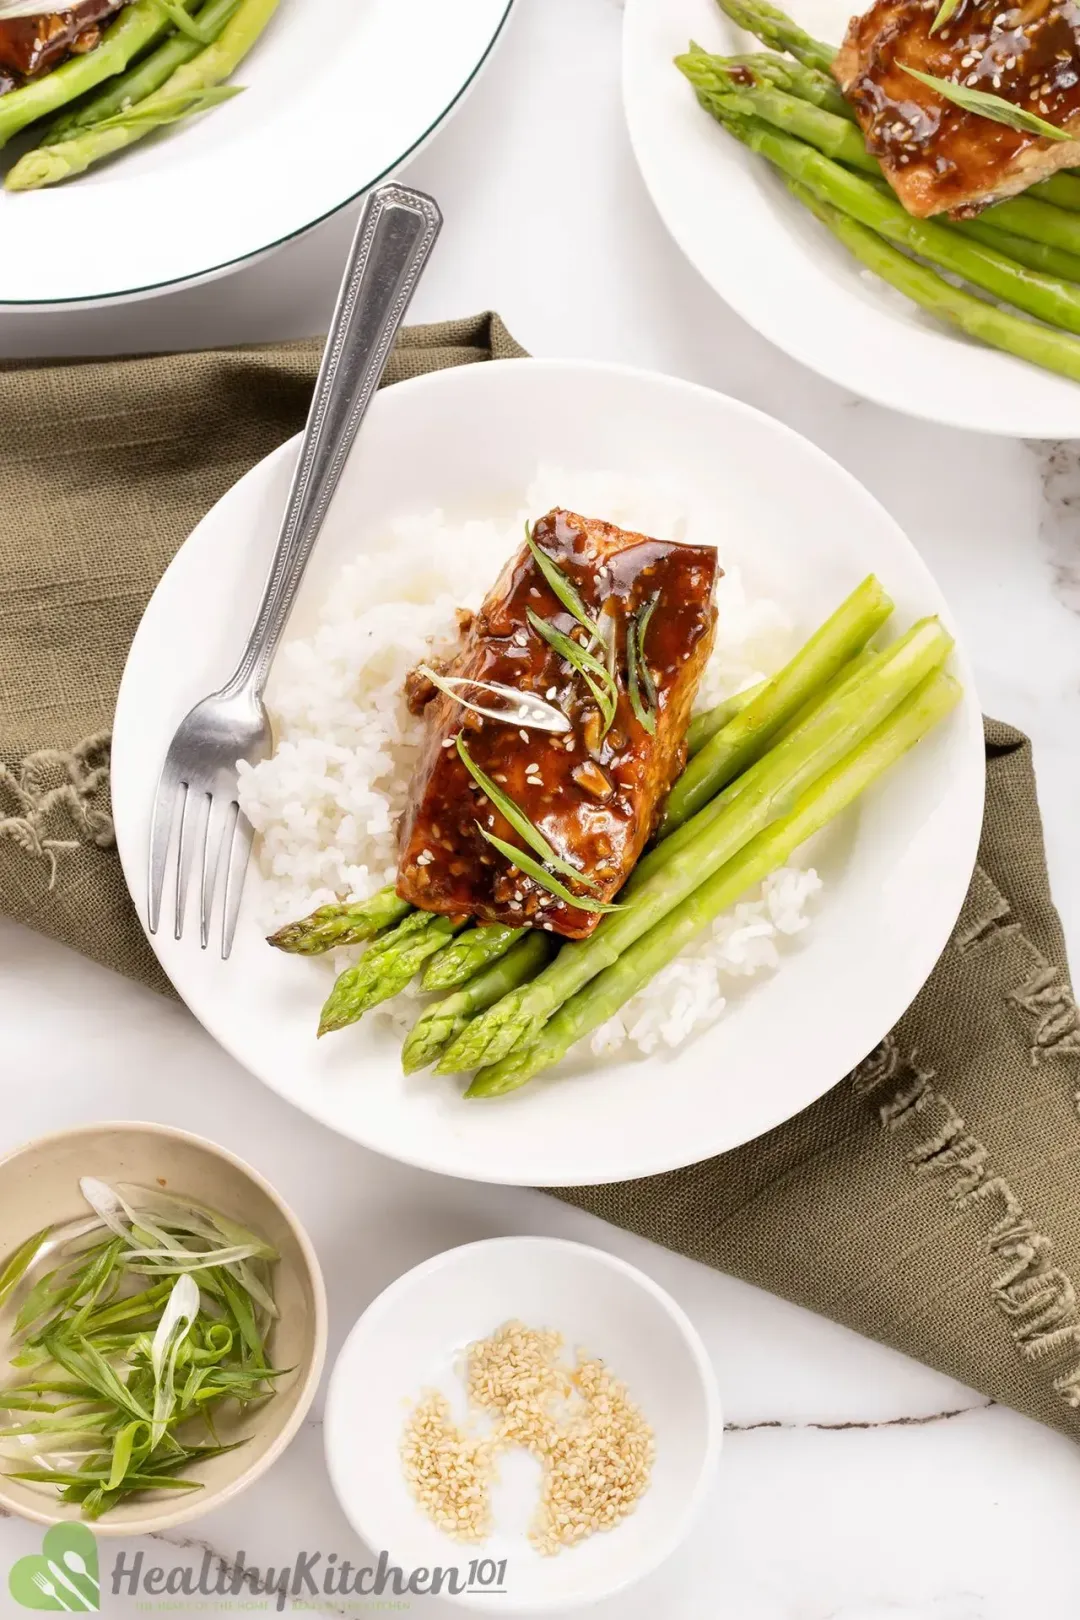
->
[{"left": 225, "top": 183, "right": 443, "bottom": 697}]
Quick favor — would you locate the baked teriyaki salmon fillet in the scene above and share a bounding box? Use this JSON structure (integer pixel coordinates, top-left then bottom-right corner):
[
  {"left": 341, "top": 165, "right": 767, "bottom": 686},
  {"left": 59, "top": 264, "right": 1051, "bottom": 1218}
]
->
[
  {"left": 834, "top": 0, "right": 1080, "bottom": 216},
  {"left": 396, "top": 509, "right": 720, "bottom": 940}
]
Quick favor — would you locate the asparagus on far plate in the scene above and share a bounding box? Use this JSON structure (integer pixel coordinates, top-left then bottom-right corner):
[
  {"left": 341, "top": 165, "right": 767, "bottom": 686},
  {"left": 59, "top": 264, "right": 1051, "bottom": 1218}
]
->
[
  {"left": 687, "top": 89, "right": 1080, "bottom": 339},
  {"left": 42, "top": 0, "right": 242, "bottom": 142},
  {"left": 0, "top": 0, "right": 189, "bottom": 145},
  {"left": 677, "top": 0, "right": 1080, "bottom": 387},
  {"left": 6, "top": 0, "right": 279, "bottom": 189}
]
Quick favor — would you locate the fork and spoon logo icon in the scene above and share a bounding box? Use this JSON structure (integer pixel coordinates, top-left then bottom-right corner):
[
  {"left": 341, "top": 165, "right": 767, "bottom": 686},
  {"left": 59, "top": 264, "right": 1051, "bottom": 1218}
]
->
[{"left": 9, "top": 1523, "right": 99, "bottom": 1611}]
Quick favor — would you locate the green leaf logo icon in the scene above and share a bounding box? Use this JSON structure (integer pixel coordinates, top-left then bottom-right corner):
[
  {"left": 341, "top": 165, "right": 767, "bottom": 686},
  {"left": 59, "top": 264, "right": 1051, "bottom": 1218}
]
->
[{"left": 9, "top": 1523, "right": 99, "bottom": 1611}]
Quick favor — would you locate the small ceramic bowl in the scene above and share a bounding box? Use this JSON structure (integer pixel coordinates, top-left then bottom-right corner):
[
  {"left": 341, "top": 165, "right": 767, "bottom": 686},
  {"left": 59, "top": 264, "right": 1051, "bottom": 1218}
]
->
[
  {"left": 0, "top": 1121, "right": 327, "bottom": 1535},
  {"left": 324, "top": 1236, "right": 722, "bottom": 1613}
]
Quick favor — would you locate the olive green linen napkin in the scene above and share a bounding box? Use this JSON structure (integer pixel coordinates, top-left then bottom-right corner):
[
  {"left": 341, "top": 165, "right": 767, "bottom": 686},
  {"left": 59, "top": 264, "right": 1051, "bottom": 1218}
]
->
[{"left": 2, "top": 317, "right": 1079, "bottom": 1444}]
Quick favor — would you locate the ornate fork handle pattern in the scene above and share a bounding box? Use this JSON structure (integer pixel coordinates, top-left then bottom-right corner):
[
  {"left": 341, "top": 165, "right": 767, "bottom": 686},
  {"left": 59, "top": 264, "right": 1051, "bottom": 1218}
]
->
[{"left": 227, "top": 186, "right": 443, "bottom": 699}]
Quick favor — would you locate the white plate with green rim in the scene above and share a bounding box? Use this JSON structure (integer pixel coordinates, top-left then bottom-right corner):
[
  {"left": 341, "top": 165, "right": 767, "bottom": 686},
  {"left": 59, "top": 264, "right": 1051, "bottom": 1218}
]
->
[
  {"left": 111, "top": 358, "right": 984, "bottom": 1187},
  {"left": 623, "top": 0, "right": 1080, "bottom": 437},
  {"left": 0, "top": 0, "right": 514, "bottom": 306}
]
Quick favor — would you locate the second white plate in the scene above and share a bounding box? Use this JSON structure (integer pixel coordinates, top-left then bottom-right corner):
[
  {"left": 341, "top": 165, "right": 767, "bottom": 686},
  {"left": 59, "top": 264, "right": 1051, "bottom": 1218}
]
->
[
  {"left": 623, "top": 0, "right": 1080, "bottom": 437},
  {"left": 0, "top": 0, "right": 513, "bottom": 306}
]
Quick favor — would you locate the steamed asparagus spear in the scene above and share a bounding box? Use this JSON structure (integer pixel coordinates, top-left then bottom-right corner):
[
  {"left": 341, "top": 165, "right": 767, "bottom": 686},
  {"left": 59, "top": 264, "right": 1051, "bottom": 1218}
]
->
[
  {"left": 686, "top": 680, "right": 767, "bottom": 757},
  {"left": 700, "top": 20, "right": 1080, "bottom": 226},
  {"left": 318, "top": 912, "right": 466, "bottom": 1037},
  {"left": 43, "top": 0, "right": 243, "bottom": 143},
  {"left": 981, "top": 190, "right": 1080, "bottom": 258},
  {"left": 678, "top": 53, "right": 874, "bottom": 170},
  {"left": 687, "top": 637, "right": 876, "bottom": 765},
  {"left": 626, "top": 620, "right": 940, "bottom": 888},
  {"left": 685, "top": 58, "right": 1080, "bottom": 268},
  {"left": 7, "top": 0, "right": 280, "bottom": 191},
  {"left": 0, "top": 0, "right": 199, "bottom": 146},
  {"left": 721, "top": 50, "right": 853, "bottom": 119},
  {"left": 702, "top": 109, "right": 1080, "bottom": 337},
  {"left": 714, "top": 0, "right": 836, "bottom": 71},
  {"left": 437, "top": 619, "right": 951, "bottom": 1075},
  {"left": 952, "top": 218, "right": 1080, "bottom": 282},
  {"left": 468, "top": 670, "right": 960, "bottom": 1096},
  {"left": 267, "top": 885, "right": 412, "bottom": 955},
  {"left": 421, "top": 923, "right": 526, "bottom": 992},
  {"left": 770, "top": 644, "right": 878, "bottom": 746},
  {"left": 1031, "top": 173, "right": 1080, "bottom": 212},
  {"left": 720, "top": 0, "right": 1080, "bottom": 229},
  {"left": 785, "top": 175, "right": 1080, "bottom": 384},
  {"left": 662, "top": 575, "right": 892, "bottom": 835},
  {"left": 403, "top": 934, "right": 552, "bottom": 1073}
]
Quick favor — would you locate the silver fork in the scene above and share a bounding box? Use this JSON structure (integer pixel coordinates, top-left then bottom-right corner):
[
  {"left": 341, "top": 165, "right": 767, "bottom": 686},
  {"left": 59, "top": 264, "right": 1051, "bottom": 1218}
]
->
[{"left": 147, "top": 183, "right": 442, "bottom": 957}]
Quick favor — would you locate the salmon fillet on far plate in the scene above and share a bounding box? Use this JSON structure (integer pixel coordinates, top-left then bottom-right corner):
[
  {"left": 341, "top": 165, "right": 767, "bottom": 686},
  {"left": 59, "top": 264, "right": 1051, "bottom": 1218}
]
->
[
  {"left": 0, "top": 1, "right": 125, "bottom": 80},
  {"left": 834, "top": 0, "right": 1080, "bottom": 216}
]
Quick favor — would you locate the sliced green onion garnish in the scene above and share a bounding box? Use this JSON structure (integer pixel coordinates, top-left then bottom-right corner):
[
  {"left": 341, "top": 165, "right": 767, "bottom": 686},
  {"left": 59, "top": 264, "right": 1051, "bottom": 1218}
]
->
[
  {"left": 626, "top": 593, "right": 661, "bottom": 736},
  {"left": 475, "top": 826, "right": 621, "bottom": 913},
  {"left": 416, "top": 664, "right": 570, "bottom": 733},
  {"left": 900, "top": 65, "right": 1072, "bottom": 142},
  {"left": 526, "top": 609, "right": 618, "bottom": 731},
  {"left": 0, "top": 1180, "right": 282, "bottom": 1520},
  {"left": 627, "top": 622, "right": 656, "bottom": 735},
  {"left": 89, "top": 85, "right": 244, "bottom": 137},
  {"left": 928, "top": 0, "right": 961, "bottom": 32},
  {"left": 153, "top": 0, "right": 218, "bottom": 41},
  {"left": 455, "top": 735, "right": 600, "bottom": 890},
  {"left": 0, "top": 1228, "right": 50, "bottom": 1312},
  {"left": 636, "top": 592, "right": 660, "bottom": 708},
  {"left": 525, "top": 522, "right": 598, "bottom": 637}
]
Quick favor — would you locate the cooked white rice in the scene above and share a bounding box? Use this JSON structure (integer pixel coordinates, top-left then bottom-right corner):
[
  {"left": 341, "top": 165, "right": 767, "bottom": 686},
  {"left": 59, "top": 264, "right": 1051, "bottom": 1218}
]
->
[{"left": 237, "top": 467, "right": 821, "bottom": 1057}]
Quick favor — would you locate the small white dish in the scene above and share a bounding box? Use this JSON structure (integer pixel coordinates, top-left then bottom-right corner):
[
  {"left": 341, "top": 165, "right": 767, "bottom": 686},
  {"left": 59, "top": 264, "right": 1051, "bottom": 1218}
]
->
[
  {"left": 623, "top": 0, "right": 1080, "bottom": 436},
  {"left": 0, "top": 0, "right": 513, "bottom": 306},
  {"left": 323, "top": 1236, "right": 722, "bottom": 1613},
  {"left": 111, "top": 358, "right": 984, "bottom": 1187}
]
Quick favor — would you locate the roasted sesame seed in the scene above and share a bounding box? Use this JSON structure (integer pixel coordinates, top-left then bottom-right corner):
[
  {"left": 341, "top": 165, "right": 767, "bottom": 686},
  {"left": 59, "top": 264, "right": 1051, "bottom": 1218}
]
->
[{"left": 401, "top": 1321, "right": 654, "bottom": 1554}]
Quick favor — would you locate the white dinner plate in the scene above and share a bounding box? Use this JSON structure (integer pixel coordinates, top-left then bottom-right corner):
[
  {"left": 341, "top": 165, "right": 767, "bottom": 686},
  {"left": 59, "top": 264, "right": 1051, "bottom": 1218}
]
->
[
  {"left": 623, "top": 0, "right": 1080, "bottom": 437},
  {"left": 0, "top": 0, "right": 513, "bottom": 306},
  {"left": 111, "top": 359, "right": 984, "bottom": 1187}
]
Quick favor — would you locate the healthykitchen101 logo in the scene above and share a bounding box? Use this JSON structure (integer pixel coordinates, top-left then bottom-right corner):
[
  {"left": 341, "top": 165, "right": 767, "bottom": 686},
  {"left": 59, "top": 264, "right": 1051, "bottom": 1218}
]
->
[
  {"left": 8, "top": 1531, "right": 509, "bottom": 1611},
  {"left": 9, "top": 1523, "right": 99, "bottom": 1610}
]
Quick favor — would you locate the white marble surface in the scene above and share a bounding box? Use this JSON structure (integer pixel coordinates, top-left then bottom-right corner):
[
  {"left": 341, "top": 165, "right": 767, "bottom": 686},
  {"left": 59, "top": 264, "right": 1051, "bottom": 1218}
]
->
[{"left": 3, "top": 0, "right": 1080, "bottom": 1614}]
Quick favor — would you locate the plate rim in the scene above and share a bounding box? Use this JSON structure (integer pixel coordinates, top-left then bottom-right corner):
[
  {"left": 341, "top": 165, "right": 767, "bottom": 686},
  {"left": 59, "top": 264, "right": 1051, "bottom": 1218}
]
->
[
  {"left": 0, "top": 0, "right": 515, "bottom": 308},
  {"left": 620, "top": 0, "right": 1080, "bottom": 438},
  {"left": 112, "top": 356, "right": 986, "bottom": 1187}
]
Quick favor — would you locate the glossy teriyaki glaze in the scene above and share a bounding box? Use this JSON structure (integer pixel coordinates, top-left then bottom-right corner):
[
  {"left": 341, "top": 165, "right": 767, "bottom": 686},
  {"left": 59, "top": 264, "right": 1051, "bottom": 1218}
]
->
[{"left": 834, "top": 0, "right": 1080, "bottom": 216}]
